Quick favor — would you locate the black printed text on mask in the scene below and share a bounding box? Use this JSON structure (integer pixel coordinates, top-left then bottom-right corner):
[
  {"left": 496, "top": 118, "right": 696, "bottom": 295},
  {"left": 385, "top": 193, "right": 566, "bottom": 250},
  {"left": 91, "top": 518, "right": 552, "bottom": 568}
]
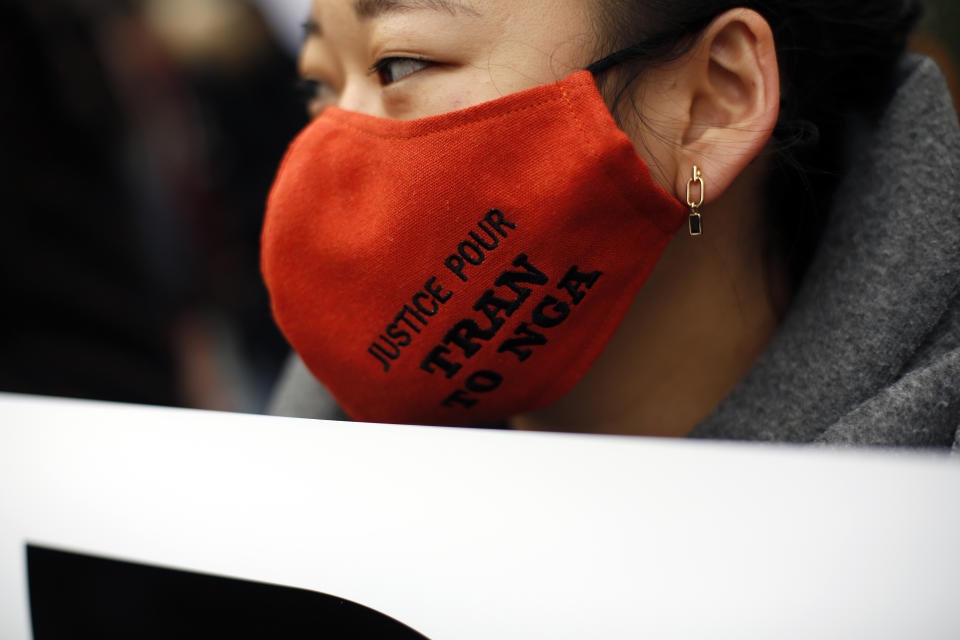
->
[
  {"left": 365, "top": 209, "right": 515, "bottom": 372},
  {"left": 420, "top": 253, "right": 602, "bottom": 412}
]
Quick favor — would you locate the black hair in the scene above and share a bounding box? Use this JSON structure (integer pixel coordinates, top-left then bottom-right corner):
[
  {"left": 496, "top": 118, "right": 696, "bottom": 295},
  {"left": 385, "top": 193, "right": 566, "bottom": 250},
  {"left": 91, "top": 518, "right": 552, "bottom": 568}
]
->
[{"left": 588, "top": 0, "right": 923, "bottom": 297}]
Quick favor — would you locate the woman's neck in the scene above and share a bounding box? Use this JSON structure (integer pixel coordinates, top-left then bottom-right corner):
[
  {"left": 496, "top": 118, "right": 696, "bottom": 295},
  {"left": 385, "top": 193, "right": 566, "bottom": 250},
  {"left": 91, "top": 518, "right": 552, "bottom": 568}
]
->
[{"left": 510, "top": 162, "right": 788, "bottom": 437}]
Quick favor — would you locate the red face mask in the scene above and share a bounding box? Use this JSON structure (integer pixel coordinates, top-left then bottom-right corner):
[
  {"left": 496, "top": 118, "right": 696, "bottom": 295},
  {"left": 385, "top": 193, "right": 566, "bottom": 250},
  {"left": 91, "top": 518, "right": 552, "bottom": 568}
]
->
[{"left": 262, "top": 70, "right": 686, "bottom": 426}]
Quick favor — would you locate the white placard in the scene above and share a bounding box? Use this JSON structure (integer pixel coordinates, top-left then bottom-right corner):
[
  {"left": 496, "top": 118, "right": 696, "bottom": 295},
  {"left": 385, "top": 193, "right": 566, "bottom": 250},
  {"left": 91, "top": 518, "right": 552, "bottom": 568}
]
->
[{"left": 1, "top": 393, "right": 958, "bottom": 639}]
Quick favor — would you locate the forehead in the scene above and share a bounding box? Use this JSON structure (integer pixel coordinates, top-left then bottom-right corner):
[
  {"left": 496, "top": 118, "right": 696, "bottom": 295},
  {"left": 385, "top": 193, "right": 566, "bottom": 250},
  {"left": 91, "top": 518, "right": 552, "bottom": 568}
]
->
[{"left": 308, "top": 0, "right": 591, "bottom": 27}]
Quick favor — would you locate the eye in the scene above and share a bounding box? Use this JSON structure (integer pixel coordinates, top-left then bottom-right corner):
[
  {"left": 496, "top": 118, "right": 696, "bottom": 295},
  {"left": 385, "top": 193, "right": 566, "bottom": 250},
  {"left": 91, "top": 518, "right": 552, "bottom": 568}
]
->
[
  {"left": 368, "top": 57, "right": 432, "bottom": 86},
  {"left": 297, "top": 78, "right": 338, "bottom": 117}
]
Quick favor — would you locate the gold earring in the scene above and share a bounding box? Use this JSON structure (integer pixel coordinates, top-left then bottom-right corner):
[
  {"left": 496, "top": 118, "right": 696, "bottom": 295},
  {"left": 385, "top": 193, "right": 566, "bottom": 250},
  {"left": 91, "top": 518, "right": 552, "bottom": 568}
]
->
[{"left": 687, "top": 165, "right": 704, "bottom": 237}]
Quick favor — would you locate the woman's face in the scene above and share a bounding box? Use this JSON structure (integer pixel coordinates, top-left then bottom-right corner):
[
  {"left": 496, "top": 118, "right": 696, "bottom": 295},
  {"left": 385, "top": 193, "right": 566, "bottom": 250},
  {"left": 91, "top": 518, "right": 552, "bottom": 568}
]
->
[
  {"left": 299, "top": 0, "right": 597, "bottom": 120},
  {"left": 293, "top": 2, "right": 787, "bottom": 435}
]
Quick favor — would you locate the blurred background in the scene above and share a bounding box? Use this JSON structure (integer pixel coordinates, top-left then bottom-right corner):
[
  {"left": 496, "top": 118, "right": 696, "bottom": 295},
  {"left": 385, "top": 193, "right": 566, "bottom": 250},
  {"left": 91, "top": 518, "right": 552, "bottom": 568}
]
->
[
  {"left": 1, "top": 0, "right": 957, "bottom": 414},
  {"left": 0, "top": 0, "right": 311, "bottom": 413}
]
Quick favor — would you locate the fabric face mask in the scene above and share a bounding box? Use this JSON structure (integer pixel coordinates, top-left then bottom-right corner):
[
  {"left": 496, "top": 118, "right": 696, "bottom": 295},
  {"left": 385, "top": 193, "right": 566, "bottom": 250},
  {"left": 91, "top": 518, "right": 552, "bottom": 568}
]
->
[{"left": 262, "top": 70, "right": 686, "bottom": 426}]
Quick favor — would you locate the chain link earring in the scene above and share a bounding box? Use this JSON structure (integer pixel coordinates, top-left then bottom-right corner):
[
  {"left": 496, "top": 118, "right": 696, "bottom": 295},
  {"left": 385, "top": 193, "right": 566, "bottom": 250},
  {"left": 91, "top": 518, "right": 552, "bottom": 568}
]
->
[{"left": 687, "top": 165, "right": 704, "bottom": 237}]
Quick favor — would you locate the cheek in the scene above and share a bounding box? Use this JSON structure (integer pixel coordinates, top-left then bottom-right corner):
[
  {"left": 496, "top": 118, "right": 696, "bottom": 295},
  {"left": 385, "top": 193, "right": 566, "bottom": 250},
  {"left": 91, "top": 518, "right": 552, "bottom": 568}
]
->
[
  {"left": 424, "top": 92, "right": 477, "bottom": 117},
  {"left": 443, "top": 90, "right": 486, "bottom": 112},
  {"left": 384, "top": 77, "right": 497, "bottom": 120},
  {"left": 616, "top": 101, "right": 679, "bottom": 193}
]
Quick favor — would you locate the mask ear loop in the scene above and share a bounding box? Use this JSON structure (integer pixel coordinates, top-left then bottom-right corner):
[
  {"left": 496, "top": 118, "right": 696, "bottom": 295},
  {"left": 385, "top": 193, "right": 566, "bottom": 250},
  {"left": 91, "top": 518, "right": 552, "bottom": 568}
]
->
[
  {"left": 687, "top": 165, "right": 704, "bottom": 236},
  {"left": 586, "top": 47, "right": 641, "bottom": 76}
]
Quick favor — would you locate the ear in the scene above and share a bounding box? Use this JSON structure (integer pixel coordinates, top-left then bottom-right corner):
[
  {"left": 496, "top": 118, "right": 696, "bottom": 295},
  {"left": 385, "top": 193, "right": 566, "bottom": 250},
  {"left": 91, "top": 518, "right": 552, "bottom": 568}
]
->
[{"left": 667, "top": 9, "right": 780, "bottom": 205}]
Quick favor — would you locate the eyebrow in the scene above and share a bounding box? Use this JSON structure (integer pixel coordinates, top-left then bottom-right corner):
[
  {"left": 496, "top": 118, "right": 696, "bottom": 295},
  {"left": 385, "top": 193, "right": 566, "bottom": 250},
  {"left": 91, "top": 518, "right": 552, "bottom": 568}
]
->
[{"left": 353, "top": 0, "right": 479, "bottom": 20}]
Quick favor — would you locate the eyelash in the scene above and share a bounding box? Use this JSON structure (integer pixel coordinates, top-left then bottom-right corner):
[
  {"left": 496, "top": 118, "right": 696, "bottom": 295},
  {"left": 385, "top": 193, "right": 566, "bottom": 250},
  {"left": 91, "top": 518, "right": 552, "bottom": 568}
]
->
[
  {"left": 300, "top": 20, "right": 320, "bottom": 37},
  {"left": 368, "top": 57, "right": 432, "bottom": 86},
  {"left": 296, "top": 78, "right": 336, "bottom": 115}
]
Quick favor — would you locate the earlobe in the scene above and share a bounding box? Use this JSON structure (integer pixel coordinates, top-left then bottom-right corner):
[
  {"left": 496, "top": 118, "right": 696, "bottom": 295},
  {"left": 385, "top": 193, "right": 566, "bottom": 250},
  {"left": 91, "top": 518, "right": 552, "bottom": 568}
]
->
[{"left": 673, "top": 9, "right": 780, "bottom": 205}]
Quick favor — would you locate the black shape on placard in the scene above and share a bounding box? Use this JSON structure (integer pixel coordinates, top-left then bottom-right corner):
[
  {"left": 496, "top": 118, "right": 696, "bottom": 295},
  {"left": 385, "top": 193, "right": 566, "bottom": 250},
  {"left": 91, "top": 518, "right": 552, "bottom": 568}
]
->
[{"left": 27, "top": 545, "right": 430, "bottom": 639}]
